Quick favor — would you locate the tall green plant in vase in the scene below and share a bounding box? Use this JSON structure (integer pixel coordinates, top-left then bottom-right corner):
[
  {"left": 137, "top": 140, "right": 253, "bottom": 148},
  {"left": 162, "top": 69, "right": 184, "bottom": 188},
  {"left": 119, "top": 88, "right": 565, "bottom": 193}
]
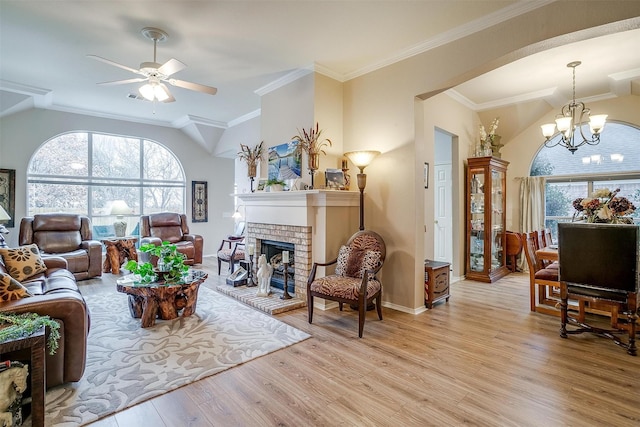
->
[{"left": 293, "top": 122, "right": 332, "bottom": 189}]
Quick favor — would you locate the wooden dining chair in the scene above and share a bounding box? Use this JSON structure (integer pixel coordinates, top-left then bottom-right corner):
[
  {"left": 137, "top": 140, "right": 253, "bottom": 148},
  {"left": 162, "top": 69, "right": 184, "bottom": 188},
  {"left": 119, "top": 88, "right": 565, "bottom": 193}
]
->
[{"left": 521, "top": 233, "right": 565, "bottom": 315}]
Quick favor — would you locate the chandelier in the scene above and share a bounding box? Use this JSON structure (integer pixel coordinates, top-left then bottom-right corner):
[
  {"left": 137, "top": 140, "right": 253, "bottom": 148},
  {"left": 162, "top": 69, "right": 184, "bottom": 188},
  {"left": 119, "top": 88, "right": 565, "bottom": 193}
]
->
[{"left": 540, "top": 61, "right": 607, "bottom": 154}]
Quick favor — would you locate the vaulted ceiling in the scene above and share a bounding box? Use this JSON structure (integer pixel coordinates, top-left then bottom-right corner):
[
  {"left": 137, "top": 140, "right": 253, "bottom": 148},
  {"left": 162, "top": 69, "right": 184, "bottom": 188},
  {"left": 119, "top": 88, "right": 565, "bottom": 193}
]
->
[{"left": 1, "top": 1, "right": 639, "bottom": 155}]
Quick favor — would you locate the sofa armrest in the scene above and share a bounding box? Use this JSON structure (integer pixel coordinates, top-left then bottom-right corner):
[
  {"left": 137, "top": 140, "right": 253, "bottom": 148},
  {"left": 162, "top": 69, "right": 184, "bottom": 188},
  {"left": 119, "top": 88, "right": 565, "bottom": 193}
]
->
[
  {"left": 182, "top": 234, "right": 204, "bottom": 264},
  {"left": 81, "top": 240, "right": 103, "bottom": 278},
  {"left": 0, "top": 292, "right": 89, "bottom": 384},
  {"left": 43, "top": 256, "right": 68, "bottom": 270}
]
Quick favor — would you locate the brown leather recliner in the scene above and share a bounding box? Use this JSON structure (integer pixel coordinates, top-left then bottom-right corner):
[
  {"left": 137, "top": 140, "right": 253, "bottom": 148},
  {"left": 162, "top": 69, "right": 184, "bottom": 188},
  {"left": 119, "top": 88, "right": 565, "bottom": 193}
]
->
[
  {"left": 19, "top": 214, "right": 102, "bottom": 280},
  {"left": 140, "top": 213, "right": 203, "bottom": 265},
  {"left": 0, "top": 256, "right": 90, "bottom": 389}
]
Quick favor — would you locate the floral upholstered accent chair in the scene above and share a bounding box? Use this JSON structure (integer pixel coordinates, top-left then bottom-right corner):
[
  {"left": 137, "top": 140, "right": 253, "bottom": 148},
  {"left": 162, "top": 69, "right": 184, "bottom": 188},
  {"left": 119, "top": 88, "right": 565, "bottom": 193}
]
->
[{"left": 307, "top": 230, "right": 386, "bottom": 338}]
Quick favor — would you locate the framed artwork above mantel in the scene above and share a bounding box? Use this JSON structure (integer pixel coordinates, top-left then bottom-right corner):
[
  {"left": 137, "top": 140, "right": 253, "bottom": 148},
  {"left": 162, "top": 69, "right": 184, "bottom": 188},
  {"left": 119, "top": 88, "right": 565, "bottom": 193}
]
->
[{"left": 0, "top": 169, "right": 16, "bottom": 228}]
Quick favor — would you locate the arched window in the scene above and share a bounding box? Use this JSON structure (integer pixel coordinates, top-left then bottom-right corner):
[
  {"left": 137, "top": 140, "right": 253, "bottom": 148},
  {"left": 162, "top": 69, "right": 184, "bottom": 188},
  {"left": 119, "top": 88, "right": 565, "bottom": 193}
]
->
[
  {"left": 530, "top": 121, "right": 640, "bottom": 238},
  {"left": 27, "top": 131, "right": 186, "bottom": 237}
]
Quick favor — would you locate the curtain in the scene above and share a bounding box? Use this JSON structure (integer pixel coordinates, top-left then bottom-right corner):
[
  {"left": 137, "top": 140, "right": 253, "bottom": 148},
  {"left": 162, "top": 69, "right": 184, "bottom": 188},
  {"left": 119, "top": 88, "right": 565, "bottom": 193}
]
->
[{"left": 518, "top": 176, "right": 546, "bottom": 271}]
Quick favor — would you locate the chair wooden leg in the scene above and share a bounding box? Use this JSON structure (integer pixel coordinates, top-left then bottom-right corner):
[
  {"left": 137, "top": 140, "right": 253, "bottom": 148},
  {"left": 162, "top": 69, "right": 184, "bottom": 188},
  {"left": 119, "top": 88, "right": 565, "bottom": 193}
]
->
[
  {"left": 217, "top": 258, "right": 222, "bottom": 275},
  {"left": 530, "top": 277, "right": 536, "bottom": 312},
  {"left": 358, "top": 300, "right": 366, "bottom": 338},
  {"left": 308, "top": 294, "right": 314, "bottom": 324},
  {"left": 376, "top": 294, "right": 383, "bottom": 320},
  {"left": 339, "top": 302, "right": 343, "bottom": 311}
]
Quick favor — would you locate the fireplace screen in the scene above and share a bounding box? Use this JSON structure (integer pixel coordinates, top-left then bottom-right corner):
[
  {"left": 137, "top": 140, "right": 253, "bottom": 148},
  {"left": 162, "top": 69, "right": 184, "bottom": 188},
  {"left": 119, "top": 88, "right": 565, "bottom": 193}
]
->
[{"left": 260, "top": 240, "right": 295, "bottom": 293}]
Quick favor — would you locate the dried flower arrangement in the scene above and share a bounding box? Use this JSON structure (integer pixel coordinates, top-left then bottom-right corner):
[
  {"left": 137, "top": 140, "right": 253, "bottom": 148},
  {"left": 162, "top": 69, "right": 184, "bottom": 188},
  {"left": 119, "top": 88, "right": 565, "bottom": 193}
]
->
[
  {"left": 237, "top": 141, "right": 265, "bottom": 178},
  {"left": 572, "top": 188, "right": 636, "bottom": 224}
]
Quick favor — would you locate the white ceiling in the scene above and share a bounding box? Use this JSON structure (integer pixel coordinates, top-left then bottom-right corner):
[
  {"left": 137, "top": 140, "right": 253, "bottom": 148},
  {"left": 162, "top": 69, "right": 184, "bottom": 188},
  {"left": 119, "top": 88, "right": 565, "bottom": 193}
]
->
[{"left": 1, "top": 1, "right": 639, "bottom": 153}]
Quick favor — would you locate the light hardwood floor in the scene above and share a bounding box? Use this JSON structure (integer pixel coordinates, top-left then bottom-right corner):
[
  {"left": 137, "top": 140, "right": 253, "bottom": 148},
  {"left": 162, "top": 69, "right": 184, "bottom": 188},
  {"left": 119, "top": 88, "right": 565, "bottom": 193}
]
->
[{"left": 83, "top": 259, "right": 640, "bottom": 427}]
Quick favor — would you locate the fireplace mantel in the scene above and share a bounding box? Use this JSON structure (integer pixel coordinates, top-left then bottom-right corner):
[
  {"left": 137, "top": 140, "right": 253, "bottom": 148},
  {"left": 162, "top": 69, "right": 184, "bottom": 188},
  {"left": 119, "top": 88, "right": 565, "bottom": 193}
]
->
[{"left": 236, "top": 190, "right": 359, "bottom": 227}]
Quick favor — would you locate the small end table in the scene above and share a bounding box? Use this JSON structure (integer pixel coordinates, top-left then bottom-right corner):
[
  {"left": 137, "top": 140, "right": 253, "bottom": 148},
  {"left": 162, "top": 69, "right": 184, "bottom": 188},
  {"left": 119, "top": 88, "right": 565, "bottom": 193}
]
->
[
  {"left": 0, "top": 328, "right": 45, "bottom": 427},
  {"left": 101, "top": 236, "right": 139, "bottom": 274},
  {"left": 424, "top": 259, "right": 451, "bottom": 309}
]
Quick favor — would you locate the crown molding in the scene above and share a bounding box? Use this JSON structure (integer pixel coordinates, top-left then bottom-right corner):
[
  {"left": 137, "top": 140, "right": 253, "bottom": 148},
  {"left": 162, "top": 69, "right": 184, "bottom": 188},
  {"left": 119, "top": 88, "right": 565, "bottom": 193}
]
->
[
  {"left": 254, "top": 67, "right": 314, "bottom": 96},
  {"left": 343, "top": 0, "right": 555, "bottom": 81},
  {"left": 228, "top": 109, "right": 261, "bottom": 128}
]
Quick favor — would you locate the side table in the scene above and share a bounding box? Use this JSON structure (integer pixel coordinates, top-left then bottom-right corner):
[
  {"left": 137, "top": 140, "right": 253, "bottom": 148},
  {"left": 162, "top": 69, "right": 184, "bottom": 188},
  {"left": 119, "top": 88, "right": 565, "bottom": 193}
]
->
[
  {"left": 0, "top": 328, "right": 45, "bottom": 427},
  {"left": 424, "top": 259, "right": 451, "bottom": 309},
  {"left": 101, "top": 236, "right": 138, "bottom": 274}
]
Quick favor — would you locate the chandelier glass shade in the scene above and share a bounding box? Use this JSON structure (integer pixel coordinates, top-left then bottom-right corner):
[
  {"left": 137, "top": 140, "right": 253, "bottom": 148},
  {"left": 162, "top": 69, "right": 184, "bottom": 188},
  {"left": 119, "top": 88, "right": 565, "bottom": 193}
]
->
[{"left": 541, "top": 61, "right": 607, "bottom": 154}]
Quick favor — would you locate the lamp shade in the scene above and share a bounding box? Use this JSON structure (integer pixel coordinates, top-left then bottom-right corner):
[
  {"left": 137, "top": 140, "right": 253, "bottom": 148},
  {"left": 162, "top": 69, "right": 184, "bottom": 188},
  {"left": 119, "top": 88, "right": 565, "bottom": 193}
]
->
[
  {"left": 110, "top": 200, "right": 130, "bottom": 216},
  {"left": 0, "top": 205, "right": 10, "bottom": 222},
  {"left": 344, "top": 150, "right": 381, "bottom": 172}
]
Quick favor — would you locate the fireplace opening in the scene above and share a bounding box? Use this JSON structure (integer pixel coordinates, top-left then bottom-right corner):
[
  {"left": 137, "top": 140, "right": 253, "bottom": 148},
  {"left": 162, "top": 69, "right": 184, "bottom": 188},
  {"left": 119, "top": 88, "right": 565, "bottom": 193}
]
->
[{"left": 260, "top": 240, "right": 295, "bottom": 293}]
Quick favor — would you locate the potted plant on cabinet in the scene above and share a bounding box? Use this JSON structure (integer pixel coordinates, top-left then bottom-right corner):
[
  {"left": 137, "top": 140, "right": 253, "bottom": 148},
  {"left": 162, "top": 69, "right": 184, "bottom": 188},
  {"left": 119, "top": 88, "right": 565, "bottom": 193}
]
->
[{"left": 292, "top": 123, "right": 332, "bottom": 189}]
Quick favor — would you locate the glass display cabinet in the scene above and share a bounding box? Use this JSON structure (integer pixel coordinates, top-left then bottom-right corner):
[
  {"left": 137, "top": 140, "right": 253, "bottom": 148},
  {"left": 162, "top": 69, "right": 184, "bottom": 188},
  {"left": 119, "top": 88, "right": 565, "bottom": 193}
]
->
[{"left": 465, "top": 156, "right": 509, "bottom": 283}]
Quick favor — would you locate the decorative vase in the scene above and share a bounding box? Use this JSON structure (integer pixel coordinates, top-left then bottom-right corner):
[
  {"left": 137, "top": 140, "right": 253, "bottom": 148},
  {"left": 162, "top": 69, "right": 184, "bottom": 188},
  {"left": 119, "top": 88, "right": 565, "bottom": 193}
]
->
[
  {"left": 308, "top": 153, "right": 319, "bottom": 188},
  {"left": 247, "top": 163, "right": 257, "bottom": 178}
]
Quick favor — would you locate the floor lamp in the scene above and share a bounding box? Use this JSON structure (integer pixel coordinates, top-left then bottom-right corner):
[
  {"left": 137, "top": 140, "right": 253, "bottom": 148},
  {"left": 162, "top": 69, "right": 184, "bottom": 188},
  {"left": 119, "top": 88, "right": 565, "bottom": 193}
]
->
[
  {"left": 0, "top": 205, "right": 11, "bottom": 248},
  {"left": 344, "top": 150, "right": 380, "bottom": 231}
]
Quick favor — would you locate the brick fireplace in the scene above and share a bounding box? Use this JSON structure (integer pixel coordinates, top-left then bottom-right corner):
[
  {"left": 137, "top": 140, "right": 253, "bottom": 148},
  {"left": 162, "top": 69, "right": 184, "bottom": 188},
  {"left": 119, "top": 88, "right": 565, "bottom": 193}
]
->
[
  {"left": 246, "top": 223, "right": 311, "bottom": 298},
  {"left": 237, "top": 190, "right": 359, "bottom": 307}
]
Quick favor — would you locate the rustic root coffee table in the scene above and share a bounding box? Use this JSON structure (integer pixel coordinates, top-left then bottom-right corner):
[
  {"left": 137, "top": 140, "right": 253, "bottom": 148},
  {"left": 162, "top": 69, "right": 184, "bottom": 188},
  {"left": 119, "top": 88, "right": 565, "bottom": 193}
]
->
[{"left": 116, "top": 270, "right": 208, "bottom": 328}]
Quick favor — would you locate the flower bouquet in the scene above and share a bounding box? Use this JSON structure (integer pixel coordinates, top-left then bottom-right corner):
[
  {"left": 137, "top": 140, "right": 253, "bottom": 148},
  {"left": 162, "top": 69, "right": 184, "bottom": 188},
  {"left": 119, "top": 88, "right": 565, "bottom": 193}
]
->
[
  {"left": 572, "top": 188, "right": 636, "bottom": 224},
  {"left": 478, "top": 117, "right": 502, "bottom": 157}
]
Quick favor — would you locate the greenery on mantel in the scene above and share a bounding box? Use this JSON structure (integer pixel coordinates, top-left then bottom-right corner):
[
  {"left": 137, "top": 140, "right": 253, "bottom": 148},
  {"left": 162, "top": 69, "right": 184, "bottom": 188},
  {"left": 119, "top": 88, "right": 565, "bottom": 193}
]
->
[{"left": 0, "top": 312, "right": 61, "bottom": 355}]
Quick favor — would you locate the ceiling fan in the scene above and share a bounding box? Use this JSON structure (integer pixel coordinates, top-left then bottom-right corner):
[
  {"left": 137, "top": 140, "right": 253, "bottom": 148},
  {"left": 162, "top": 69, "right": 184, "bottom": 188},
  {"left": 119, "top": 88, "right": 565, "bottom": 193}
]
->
[{"left": 88, "top": 27, "right": 217, "bottom": 103}]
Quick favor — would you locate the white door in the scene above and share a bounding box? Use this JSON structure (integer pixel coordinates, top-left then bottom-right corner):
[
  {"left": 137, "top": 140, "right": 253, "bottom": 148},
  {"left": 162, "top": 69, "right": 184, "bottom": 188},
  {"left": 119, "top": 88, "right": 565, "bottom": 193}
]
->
[{"left": 434, "top": 163, "right": 453, "bottom": 264}]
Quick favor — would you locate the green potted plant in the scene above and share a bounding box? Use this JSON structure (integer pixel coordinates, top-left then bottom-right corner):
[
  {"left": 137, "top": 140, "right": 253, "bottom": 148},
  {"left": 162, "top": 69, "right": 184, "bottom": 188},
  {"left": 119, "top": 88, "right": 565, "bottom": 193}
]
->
[
  {"left": 125, "top": 241, "right": 189, "bottom": 283},
  {"left": 265, "top": 178, "right": 286, "bottom": 192}
]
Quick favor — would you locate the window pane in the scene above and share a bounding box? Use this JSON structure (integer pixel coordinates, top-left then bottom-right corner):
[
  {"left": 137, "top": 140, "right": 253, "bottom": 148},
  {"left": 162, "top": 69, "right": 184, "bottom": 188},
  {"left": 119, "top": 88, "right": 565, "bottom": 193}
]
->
[
  {"left": 28, "top": 183, "right": 88, "bottom": 214},
  {"left": 531, "top": 122, "right": 640, "bottom": 176},
  {"left": 143, "top": 187, "right": 184, "bottom": 214},
  {"left": 143, "top": 140, "right": 184, "bottom": 181},
  {"left": 545, "top": 182, "right": 587, "bottom": 217},
  {"left": 93, "top": 134, "right": 140, "bottom": 178},
  {"left": 91, "top": 186, "right": 140, "bottom": 216},
  {"left": 28, "top": 132, "right": 88, "bottom": 176}
]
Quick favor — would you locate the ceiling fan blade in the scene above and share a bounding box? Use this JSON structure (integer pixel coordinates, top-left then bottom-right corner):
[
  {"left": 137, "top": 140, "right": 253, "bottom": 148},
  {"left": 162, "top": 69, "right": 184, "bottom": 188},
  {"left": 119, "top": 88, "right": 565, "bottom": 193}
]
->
[
  {"left": 158, "top": 58, "right": 186, "bottom": 77},
  {"left": 169, "top": 79, "right": 218, "bottom": 95},
  {"left": 87, "top": 54, "right": 143, "bottom": 75},
  {"left": 97, "top": 77, "right": 147, "bottom": 86}
]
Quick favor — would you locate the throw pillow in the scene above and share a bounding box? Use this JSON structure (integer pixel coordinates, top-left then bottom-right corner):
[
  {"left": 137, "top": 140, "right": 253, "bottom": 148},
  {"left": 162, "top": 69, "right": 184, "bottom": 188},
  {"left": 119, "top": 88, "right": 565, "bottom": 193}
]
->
[
  {"left": 0, "top": 244, "right": 47, "bottom": 281},
  {"left": 0, "top": 272, "right": 32, "bottom": 301},
  {"left": 335, "top": 245, "right": 382, "bottom": 278}
]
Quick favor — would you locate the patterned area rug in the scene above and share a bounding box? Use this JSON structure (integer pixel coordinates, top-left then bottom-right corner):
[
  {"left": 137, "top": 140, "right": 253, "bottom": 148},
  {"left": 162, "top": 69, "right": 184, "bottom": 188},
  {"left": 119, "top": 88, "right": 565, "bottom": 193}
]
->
[{"left": 27, "top": 286, "right": 310, "bottom": 426}]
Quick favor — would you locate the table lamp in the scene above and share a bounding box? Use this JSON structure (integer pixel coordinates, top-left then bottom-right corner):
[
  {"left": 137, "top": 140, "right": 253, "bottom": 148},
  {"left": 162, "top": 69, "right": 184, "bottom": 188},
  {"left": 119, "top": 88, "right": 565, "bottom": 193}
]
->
[
  {"left": 0, "top": 205, "right": 11, "bottom": 248},
  {"left": 344, "top": 150, "right": 381, "bottom": 230},
  {"left": 110, "top": 200, "right": 130, "bottom": 237}
]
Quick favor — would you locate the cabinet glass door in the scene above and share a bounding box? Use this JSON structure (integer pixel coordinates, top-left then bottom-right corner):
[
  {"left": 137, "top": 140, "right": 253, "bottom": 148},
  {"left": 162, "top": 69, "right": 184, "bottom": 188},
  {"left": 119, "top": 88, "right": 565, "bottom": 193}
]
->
[
  {"left": 469, "top": 169, "right": 485, "bottom": 272},
  {"left": 490, "top": 168, "right": 504, "bottom": 272}
]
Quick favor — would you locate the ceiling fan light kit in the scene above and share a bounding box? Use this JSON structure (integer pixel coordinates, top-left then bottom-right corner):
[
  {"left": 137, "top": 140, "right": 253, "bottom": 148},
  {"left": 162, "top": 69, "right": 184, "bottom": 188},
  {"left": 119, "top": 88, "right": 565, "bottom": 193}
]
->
[
  {"left": 541, "top": 61, "right": 607, "bottom": 154},
  {"left": 88, "top": 27, "right": 217, "bottom": 103}
]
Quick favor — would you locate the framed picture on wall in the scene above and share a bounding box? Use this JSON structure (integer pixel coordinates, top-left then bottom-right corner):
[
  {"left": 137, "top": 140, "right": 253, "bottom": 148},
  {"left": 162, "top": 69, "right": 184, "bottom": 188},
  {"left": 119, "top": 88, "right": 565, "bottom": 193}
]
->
[
  {"left": 192, "top": 181, "right": 208, "bottom": 222},
  {"left": 268, "top": 141, "right": 301, "bottom": 181},
  {"left": 0, "top": 169, "right": 16, "bottom": 228}
]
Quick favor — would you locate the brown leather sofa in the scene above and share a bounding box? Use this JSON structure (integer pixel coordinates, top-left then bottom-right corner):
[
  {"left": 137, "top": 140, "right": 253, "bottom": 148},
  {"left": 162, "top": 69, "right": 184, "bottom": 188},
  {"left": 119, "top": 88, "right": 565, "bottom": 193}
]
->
[
  {"left": 19, "top": 214, "right": 102, "bottom": 280},
  {"left": 140, "top": 213, "right": 203, "bottom": 265},
  {"left": 0, "top": 256, "right": 90, "bottom": 389}
]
